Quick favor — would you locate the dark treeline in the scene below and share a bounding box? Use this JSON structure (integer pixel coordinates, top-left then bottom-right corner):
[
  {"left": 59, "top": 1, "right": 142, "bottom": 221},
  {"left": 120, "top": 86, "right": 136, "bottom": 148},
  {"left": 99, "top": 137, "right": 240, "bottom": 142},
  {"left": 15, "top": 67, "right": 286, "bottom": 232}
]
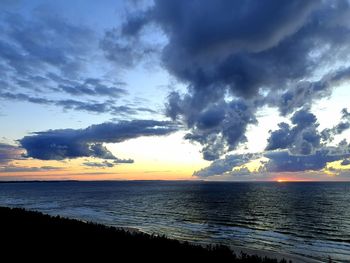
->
[{"left": 0, "top": 207, "right": 291, "bottom": 262}]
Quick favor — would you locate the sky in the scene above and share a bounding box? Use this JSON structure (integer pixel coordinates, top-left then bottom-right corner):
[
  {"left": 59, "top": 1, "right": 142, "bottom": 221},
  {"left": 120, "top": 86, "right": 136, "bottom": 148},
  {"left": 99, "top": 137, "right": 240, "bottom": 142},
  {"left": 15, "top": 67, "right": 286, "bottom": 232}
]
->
[{"left": 1, "top": 0, "right": 350, "bottom": 181}]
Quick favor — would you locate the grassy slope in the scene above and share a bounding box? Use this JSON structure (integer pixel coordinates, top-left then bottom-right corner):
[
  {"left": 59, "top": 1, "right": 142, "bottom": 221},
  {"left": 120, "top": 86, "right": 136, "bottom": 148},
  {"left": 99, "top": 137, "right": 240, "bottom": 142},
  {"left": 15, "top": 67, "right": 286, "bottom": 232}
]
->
[{"left": 0, "top": 207, "right": 291, "bottom": 262}]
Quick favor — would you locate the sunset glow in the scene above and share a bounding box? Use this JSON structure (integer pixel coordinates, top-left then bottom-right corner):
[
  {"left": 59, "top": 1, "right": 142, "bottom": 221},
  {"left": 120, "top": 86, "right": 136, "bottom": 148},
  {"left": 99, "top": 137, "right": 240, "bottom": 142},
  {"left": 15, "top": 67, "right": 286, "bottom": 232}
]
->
[
  {"left": 277, "top": 179, "right": 287, "bottom": 183},
  {"left": 1, "top": 2, "right": 350, "bottom": 262},
  {"left": 1, "top": 1, "right": 350, "bottom": 182}
]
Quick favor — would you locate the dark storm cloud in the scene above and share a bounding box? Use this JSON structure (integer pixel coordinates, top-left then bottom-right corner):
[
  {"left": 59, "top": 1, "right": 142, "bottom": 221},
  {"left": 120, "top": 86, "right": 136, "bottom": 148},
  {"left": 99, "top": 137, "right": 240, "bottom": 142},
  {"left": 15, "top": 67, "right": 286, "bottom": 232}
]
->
[
  {"left": 156, "top": 0, "right": 318, "bottom": 97},
  {"left": 184, "top": 99, "right": 257, "bottom": 160},
  {"left": 266, "top": 108, "right": 321, "bottom": 155},
  {"left": 19, "top": 120, "right": 179, "bottom": 160},
  {"left": 166, "top": 95, "right": 256, "bottom": 160},
  {"left": 107, "top": 0, "right": 350, "bottom": 160},
  {"left": 116, "top": 0, "right": 350, "bottom": 98}
]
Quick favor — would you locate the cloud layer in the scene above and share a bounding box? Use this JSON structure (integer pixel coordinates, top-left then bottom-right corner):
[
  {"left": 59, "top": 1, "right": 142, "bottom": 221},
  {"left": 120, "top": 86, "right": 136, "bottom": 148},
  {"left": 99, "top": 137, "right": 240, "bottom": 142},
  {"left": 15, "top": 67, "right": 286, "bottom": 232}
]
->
[
  {"left": 110, "top": 0, "right": 350, "bottom": 162},
  {"left": 2, "top": 1, "right": 350, "bottom": 178},
  {"left": 195, "top": 109, "right": 350, "bottom": 178},
  {"left": 19, "top": 120, "right": 179, "bottom": 161},
  {"left": 266, "top": 108, "right": 321, "bottom": 155},
  {"left": 0, "top": 8, "right": 158, "bottom": 118}
]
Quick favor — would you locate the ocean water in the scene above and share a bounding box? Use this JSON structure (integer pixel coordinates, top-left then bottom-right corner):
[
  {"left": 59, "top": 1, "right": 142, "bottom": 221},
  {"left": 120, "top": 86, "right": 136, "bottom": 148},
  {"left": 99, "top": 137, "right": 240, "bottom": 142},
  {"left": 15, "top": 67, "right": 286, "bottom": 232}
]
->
[{"left": 0, "top": 181, "right": 349, "bottom": 262}]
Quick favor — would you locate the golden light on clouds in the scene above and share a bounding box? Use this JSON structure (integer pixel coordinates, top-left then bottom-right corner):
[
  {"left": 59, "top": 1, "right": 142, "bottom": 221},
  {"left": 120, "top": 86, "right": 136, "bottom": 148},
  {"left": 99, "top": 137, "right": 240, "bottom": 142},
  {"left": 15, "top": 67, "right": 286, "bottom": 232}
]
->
[{"left": 0, "top": 132, "right": 210, "bottom": 180}]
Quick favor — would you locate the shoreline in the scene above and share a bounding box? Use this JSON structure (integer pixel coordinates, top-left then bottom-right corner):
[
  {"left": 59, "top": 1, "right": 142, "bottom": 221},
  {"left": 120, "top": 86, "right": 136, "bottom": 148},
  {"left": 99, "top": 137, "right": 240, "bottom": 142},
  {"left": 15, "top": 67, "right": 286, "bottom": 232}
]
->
[
  {"left": 1, "top": 205, "right": 327, "bottom": 263},
  {"left": 0, "top": 206, "right": 332, "bottom": 262},
  {"left": 228, "top": 246, "right": 322, "bottom": 263},
  {"left": 77, "top": 220, "right": 322, "bottom": 263},
  {"left": 0, "top": 206, "right": 301, "bottom": 262}
]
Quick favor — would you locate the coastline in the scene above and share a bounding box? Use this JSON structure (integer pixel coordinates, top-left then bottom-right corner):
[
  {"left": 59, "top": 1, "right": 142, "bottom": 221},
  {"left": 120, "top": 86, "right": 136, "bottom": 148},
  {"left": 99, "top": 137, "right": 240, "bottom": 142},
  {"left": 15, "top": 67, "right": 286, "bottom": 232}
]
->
[
  {"left": 109, "top": 227, "right": 321, "bottom": 263},
  {"left": 111, "top": 225, "right": 322, "bottom": 262},
  {"left": 135, "top": 230, "right": 323, "bottom": 263},
  {"left": 0, "top": 206, "right": 299, "bottom": 262},
  {"left": 228, "top": 246, "right": 322, "bottom": 263}
]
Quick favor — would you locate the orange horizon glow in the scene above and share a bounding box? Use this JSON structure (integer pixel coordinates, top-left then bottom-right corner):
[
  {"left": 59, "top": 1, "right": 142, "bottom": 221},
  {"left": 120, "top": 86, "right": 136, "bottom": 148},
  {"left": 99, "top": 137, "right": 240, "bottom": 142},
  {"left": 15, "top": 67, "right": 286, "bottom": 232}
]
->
[
  {"left": 277, "top": 179, "right": 286, "bottom": 182},
  {"left": 275, "top": 178, "right": 314, "bottom": 183},
  {"left": 1, "top": 171, "right": 350, "bottom": 181},
  {"left": 1, "top": 156, "right": 350, "bottom": 181}
]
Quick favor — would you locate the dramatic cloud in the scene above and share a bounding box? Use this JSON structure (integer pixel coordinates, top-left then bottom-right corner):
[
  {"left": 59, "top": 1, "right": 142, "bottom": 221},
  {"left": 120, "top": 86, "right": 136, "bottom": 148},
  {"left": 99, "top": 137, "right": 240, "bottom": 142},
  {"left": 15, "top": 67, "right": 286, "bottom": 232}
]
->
[
  {"left": 266, "top": 108, "right": 321, "bottom": 155},
  {"left": 195, "top": 142, "right": 350, "bottom": 178},
  {"left": 195, "top": 109, "right": 350, "bottom": 178},
  {"left": 3, "top": 1, "right": 350, "bottom": 178},
  {"left": 263, "top": 110, "right": 350, "bottom": 174},
  {"left": 108, "top": 0, "right": 350, "bottom": 161},
  {"left": 19, "top": 120, "right": 179, "bottom": 161},
  {"left": 169, "top": 98, "right": 257, "bottom": 160}
]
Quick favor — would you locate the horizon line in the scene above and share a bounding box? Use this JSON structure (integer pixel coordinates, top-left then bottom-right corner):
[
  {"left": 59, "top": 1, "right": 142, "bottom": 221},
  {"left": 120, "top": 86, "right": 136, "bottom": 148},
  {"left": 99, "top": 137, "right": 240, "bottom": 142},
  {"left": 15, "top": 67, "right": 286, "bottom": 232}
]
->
[{"left": 1, "top": 179, "right": 350, "bottom": 183}]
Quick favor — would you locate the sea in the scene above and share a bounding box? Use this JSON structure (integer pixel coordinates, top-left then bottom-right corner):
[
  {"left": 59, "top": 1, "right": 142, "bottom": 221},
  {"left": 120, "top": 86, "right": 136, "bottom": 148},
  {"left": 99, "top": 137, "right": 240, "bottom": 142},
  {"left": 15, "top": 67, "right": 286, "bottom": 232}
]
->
[{"left": 0, "top": 181, "right": 349, "bottom": 262}]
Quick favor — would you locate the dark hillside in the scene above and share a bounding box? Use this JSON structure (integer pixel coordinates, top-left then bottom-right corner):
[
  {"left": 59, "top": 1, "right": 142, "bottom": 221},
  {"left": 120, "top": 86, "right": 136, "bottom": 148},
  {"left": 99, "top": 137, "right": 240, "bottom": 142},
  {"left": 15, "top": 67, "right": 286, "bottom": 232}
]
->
[{"left": 0, "top": 206, "right": 290, "bottom": 262}]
